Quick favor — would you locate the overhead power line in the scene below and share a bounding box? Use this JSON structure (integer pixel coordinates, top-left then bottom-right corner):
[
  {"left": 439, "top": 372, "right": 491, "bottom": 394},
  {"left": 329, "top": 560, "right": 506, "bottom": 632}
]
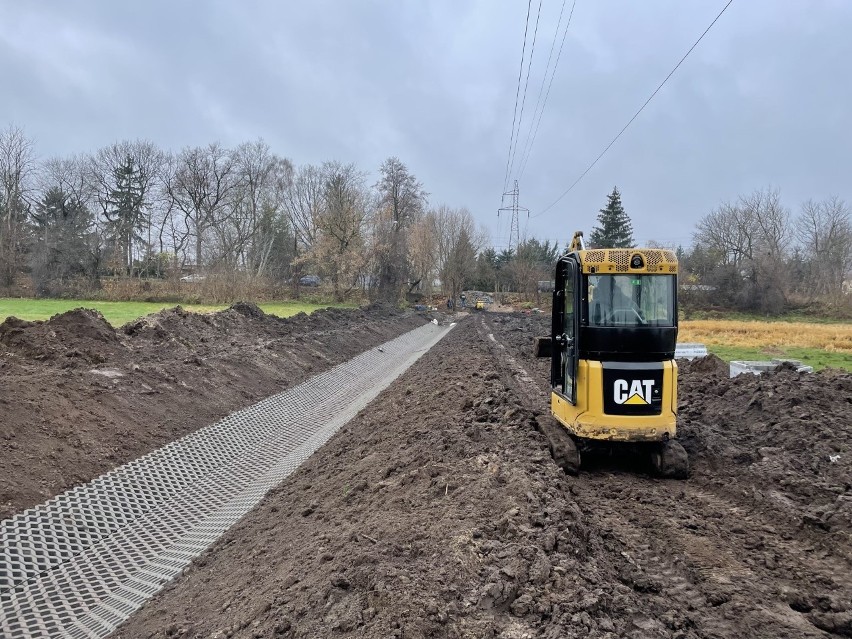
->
[
  {"left": 502, "top": 0, "right": 533, "bottom": 193},
  {"left": 506, "top": 0, "right": 544, "bottom": 186},
  {"left": 533, "top": 0, "right": 735, "bottom": 218},
  {"left": 516, "top": 0, "right": 578, "bottom": 183}
]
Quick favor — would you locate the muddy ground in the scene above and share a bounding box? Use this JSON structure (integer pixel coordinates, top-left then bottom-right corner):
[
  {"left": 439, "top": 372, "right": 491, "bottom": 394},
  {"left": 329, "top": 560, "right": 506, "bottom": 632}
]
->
[
  {"left": 104, "top": 312, "right": 852, "bottom": 639},
  {"left": 2, "top": 305, "right": 850, "bottom": 637},
  {"left": 0, "top": 303, "right": 426, "bottom": 517}
]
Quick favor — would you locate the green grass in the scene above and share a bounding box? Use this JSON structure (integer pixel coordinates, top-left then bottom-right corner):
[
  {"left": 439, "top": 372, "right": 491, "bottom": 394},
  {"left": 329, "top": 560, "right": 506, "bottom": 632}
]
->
[
  {"left": 0, "top": 298, "right": 356, "bottom": 327},
  {"left": 707, "top": 343, "right": 852, "bottom": 372}
]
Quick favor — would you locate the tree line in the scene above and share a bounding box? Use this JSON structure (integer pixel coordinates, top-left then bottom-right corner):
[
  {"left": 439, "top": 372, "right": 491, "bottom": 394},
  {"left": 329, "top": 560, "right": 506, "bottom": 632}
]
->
[
  {"left": 3, "top": 122, "right": 849, "bottom": 312},
  {"left": 585, "top": 186, "right": 852, "bottom": 314},
  {"left": 685, "top": 187, "right": 852, "bottom": 313},
  {"left": 0, "top": 126, "right": 491, "bottom": 302}
]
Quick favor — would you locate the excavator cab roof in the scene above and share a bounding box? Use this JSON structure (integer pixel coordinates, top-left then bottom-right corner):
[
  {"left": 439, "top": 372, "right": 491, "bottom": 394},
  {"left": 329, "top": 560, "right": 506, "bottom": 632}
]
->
[{"left": 565, "top": 231, "right": 678, "bottom": 275}]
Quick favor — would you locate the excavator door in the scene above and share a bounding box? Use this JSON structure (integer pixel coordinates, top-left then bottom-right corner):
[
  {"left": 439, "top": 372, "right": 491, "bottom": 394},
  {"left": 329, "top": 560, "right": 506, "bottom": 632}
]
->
[{"left": 551, "top": 257, "right": 579, "bottom": 404}]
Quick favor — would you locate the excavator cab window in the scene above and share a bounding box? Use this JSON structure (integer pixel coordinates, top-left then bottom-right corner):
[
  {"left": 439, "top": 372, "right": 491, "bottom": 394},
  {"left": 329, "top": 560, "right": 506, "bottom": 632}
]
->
[{"left": 587, "top": 274, "right": 675, "bottom": 327}]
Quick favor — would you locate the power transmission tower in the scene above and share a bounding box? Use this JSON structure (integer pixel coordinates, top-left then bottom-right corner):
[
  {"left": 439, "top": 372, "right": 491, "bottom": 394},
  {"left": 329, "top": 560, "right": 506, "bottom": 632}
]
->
[{"left": 498, "top": 180, "right": 529, "bottom": 253}]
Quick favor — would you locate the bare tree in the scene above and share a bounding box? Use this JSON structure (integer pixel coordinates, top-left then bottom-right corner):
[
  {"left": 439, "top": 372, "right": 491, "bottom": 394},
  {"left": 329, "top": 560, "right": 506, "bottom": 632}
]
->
[
  {"left": 228, "top": 140, "right": 293, "bottom": 276},
  {"left": 430, "top": 205, "right": 483, "bottom": 303},
  {"left": 284, "top": 164, "right": 325, "bottom": 253},
  {"left": 0, "top": 125, "right": 36, "bottom": 286},
  {"left": 41, "top": 155, "right": 93, "bottom": 206},
  {"left": 511, "top": 236, "right": 560, "bottom": 302},
  {"left": 163, "top": 143, "right": 238, "bottom": 271},
  {"left": 694, "top": 187, "right": 791, "bottom": 312},
  {"left": 407, "top": 214, "right": 438, "bottom": 297},
  {"left": 283, "top": 163, "right": 327, "bottom": 291},
  {"left": 796, "top": 196, "right": 852, "bottom": 298},
  {"left": 151, "top": 193, "right": 190, "bottom": 277}
]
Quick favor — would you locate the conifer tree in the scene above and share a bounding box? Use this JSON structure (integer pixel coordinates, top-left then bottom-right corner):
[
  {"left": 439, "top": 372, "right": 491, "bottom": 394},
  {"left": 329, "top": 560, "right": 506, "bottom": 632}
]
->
[
  {"left": 589, "top": 187, "right": 634, "bottom": 248},
  {"left": 103, "top": 155, "right": 145, "bottom": 275}
]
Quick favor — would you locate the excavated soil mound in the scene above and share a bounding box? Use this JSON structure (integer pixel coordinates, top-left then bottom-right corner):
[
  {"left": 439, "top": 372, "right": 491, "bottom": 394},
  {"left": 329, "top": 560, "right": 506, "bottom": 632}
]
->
[
  {"left": 0, "top": 304, "right": 426, "bottom": 517},
  {"left": 678, "top": 352, "right": 729, "bottom": 376},
  {"left": 112, "top": 314, "right": 852, "bottom": 638},
  {"left": 0, "top": 308, "right": 122, "bottom": 365},
  {"left": 679, "top": 366, "right": 852, "bottom": 537},
  {"left": 228, "top": 301, "right": 267, "bottom": 319}
]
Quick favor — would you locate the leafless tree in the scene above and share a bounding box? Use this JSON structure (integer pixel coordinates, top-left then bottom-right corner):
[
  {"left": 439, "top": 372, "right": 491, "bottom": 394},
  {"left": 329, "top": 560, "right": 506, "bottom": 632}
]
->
[
  {"left": 407, "top": 214, "right": 439, "bottom": 297},
  {"left": 41, "top": 155, "right": 93, "bottom": 206},
  {"left": 694, "top": 187, "right": 792, "bottom": 312},
  {"left": 796, "top": 196, "right": 852, "bottom": 298},
  {"left": 151, "top": 192, "right": 190, "bottom": 277},
  {"left": 227, "top": 140, "right": 293, "bottom": 276},
  {"left": 163, "top": 143, "right": 238, "bottom": 271},
  {"left": 430, "top": 205, "right": 483, "bottom": 303},
  {"left": 0, "top": 125, "right": 36, "bottom": 286},
  {"left": 284, "top": 163, "right": 325, "bottom": 254}
]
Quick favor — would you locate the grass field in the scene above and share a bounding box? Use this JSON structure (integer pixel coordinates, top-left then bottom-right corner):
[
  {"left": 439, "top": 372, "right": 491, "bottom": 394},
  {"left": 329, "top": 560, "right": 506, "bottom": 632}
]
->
[
  {"left": 680, "top": 319, "right": 852, "bottom": 371},
  {"left": 0, "top": 298, "right": 356, "bottom": 327}
]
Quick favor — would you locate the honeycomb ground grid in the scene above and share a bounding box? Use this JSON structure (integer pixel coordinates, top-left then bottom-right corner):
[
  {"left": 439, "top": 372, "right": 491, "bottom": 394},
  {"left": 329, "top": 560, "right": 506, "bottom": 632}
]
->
[{"left": 0, "top": 320, "right": 453, "bottom": 638}]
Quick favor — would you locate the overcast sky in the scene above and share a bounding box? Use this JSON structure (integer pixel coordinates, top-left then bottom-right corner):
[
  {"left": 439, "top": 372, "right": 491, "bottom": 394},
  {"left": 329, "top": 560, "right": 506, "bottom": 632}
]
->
[{"left": 2, "top": 1, "right": 850, "bottom": 250}]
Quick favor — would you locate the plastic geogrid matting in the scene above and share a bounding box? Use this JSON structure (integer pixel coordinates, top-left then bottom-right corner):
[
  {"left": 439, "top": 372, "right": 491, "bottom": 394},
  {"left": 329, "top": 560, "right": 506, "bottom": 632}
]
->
[{"left": 0, "top": 321, "right": 452, "bottom": 638}]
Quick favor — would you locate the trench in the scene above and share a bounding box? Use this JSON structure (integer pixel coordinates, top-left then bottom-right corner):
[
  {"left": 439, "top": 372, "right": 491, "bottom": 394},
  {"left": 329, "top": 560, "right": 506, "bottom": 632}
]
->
[{"left": 0, "top": 320, "right": 453, "bottom": 638}]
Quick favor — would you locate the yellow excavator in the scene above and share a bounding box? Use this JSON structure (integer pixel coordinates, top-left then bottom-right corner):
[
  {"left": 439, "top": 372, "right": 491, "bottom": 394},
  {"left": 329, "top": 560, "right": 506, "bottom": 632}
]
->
[{"left": 534, "top": 231, "right": 688, "bottom": 478}]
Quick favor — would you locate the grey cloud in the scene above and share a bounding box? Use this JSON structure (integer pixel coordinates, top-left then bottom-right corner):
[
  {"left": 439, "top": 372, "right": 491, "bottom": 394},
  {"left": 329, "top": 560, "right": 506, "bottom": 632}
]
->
[{"left": 1, "top": 0, "right": 850, "bottom": 251}]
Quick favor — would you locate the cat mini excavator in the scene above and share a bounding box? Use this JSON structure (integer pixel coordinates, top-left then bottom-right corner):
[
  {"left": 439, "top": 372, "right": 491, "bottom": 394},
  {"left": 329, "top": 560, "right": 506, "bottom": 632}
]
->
[{"left": 534, "top": 231, "right": 689, "bottom": 478}]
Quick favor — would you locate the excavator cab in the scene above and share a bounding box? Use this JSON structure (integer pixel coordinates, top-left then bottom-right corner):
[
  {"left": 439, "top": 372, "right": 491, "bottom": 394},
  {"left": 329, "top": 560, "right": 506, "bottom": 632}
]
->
[{"left": 535, "top": 231, "right": 688, "bottom": 478}]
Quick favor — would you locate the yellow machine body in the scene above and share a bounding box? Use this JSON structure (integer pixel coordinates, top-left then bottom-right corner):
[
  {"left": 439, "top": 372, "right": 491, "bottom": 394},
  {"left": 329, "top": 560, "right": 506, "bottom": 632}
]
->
[
  {"left": 544, "top": 233, "right": 680, "bottom": 444},
  {"left": 550, "top": 360, "right": 678, "bottom": 442}
]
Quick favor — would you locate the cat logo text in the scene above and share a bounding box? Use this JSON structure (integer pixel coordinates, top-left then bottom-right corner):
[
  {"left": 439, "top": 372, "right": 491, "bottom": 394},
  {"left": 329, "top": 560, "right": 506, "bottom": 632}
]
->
[{"left": 613, "top": 379, "right": 654, "bottom": 405}]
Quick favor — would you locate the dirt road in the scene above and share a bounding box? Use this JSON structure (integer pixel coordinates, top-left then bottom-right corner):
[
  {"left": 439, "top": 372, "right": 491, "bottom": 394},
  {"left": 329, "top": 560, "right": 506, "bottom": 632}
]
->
[{"left": 110, "top": 312, "right": 851, "bottom": 638}]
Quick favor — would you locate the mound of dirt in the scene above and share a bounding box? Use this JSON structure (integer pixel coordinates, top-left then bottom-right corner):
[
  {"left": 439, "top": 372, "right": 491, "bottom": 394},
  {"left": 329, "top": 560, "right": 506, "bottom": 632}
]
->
[
  {"left": 0, "top": 308, "right": 121, "bottom": 365},
  {"left": 678, "top": 352, "right": 729, "bottom": 376},
  {"left": 227, "top": 301, "right": 266, "bottom": 319},
  {"left": 679, "top": 366, "right": 852, "bottom": 536},
  {"left": 0, "top": 315, "right": 36, "bottom": 341},
  {"left": 123, "top": 305, "right": 256, "bottom": 342},
  {"left": 0, "top": 304, "right": 426, "bottom": 517}
]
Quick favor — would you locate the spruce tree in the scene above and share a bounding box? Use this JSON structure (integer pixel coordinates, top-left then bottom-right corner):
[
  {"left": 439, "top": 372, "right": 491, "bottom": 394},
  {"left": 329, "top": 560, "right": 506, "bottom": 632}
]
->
[
  {"left": 589, "top": 187, "right": 634, "bottom": 248},
  {"left": 104, "top": 155, "right": 145, "bottom": 275}
]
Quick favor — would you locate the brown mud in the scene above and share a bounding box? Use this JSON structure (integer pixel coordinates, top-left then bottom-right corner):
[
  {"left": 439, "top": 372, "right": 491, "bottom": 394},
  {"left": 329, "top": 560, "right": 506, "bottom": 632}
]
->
[
  {"left": 109, "top": 312, "right": 851, "bottom": 638},
  {"left": 0, "top": 303, "right": 425, "bottom": 517}
]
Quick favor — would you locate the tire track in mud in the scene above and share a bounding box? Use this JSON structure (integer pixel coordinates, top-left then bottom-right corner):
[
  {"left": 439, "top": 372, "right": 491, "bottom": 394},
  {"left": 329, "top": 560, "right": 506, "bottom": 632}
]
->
[{"left": 481, "top": 312, "right": 851, "bottom": 639}]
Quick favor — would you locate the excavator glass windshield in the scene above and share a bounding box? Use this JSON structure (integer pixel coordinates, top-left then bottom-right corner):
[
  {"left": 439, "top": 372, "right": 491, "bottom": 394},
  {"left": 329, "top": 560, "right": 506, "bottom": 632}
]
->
[{"left": 587, "top": 274, "right": 674, "bottom": 327}]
